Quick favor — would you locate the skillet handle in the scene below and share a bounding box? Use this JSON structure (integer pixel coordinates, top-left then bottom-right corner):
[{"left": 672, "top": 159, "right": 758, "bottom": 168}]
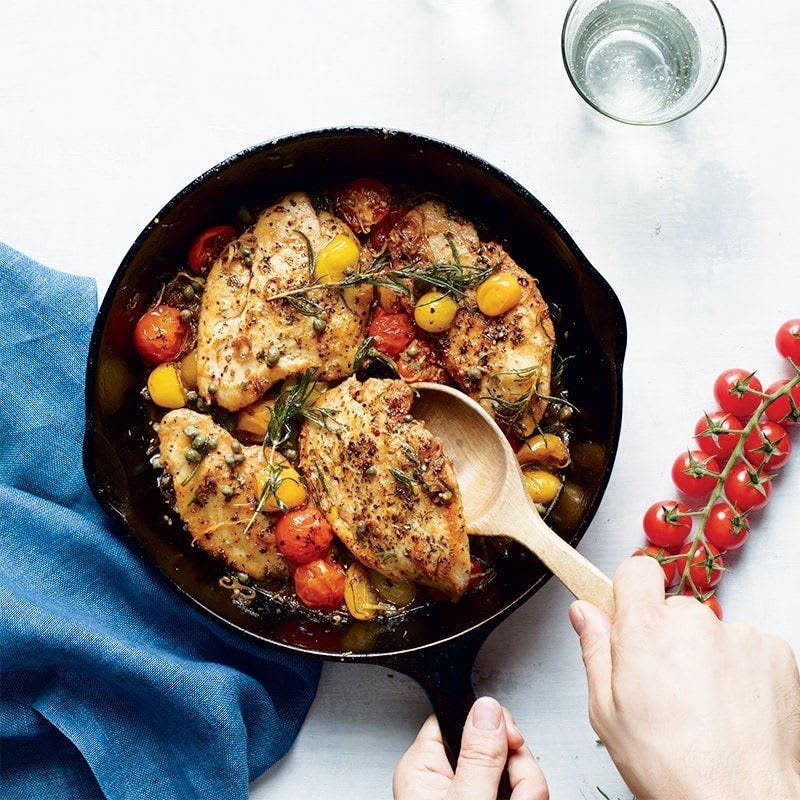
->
[{"left": 383, "top": 632, "right": 514, "bottom": 800}]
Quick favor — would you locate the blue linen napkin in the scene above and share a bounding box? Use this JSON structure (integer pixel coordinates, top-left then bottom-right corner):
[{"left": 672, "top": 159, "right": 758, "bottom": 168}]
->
[{"left": 0, "top": 243, "right": 322, "bottom": 800}]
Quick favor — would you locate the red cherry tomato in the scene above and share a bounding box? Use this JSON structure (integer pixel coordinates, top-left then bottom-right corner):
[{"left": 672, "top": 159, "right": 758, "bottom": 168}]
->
[
  {"left": 335, "top": 179, "right": 391, "bottom": 234},
  {"left": 367, "top": 309, "right": 416, "bottom": 357},
  {"left": 133, "top": 304, "right": 188, "bottom": 363},
  {"left": 681, "top": 588, "right": 723, "bottom": 620},
  {"left": 776, "top": 319, "right": 800, "bottom": 362},
  {"left": 694, "top": 410, "right": 742, "bottom": 459},
  {"left": 764, "top": 379, "right": 800, "bottom": 426},
  {"left": 188, "top": 224, "right": 236, "bottom": 273},
  {"left": 744, "top": 421, "right": 791, "bottom": 469},
  {"left": 293, "top": 559, "right": 346, "bottom": 610},
  {"left": 671, "top": 451, "right": 720, "bottom": 497},
  {"left": 675, "top": 541, "right": 724, "bottom": 591},
  {"left": 713, "top": 369, "right": 763, "bottom": 418},
  {"left": 369, "top": 205, "right": 408, "bottom": 250},
  {"left": 642, "top": 501, "right": 692, "bottom": 549},
  {"left": 633, "top": 545, "right": 677, "bottom": 587},
  {"left": 274, "top": 504, "right": 334, "bottom": 564},
  {"left": 704, "top": 503, "right": 750, "bottom": 551},
  {"left": 723, "top": 464, "right": 772, "bottom": 511}
]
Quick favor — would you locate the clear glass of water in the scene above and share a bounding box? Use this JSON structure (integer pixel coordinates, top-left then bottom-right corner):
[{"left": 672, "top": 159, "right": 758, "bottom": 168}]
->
[{"left": 562, "top": 0, "right": 726, "bottom": 124}]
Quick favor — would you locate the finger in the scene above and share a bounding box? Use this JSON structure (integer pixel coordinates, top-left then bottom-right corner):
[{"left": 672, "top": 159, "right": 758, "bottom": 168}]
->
[
  {"left": 614, "top": 555, "right": 666, "bottom": 611},
  {"left": 569, "top": 601, "right": 613, "bottom": 717},
  {"left": 414, "top": 713, "right": 445, "bottom": 747},
  {"left": 508, "top": 744, "right": 549, "bottom": 800},
  {"left": 665, "top": 594, "right": 699, "bottom": 610},
  {"left": 393, "top": 715, "right": 453, "bottom": 799},
  {"left": 503, "top": 707, "right": 525, "bottom": 751},
  {"left": 449, "top": 696, "right": 508, "bottom": 800}
]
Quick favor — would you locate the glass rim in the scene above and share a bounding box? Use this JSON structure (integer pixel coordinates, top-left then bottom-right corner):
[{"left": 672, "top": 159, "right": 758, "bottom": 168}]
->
[{"left": 560, "top": 0, "right": 728, "bottom": 126}]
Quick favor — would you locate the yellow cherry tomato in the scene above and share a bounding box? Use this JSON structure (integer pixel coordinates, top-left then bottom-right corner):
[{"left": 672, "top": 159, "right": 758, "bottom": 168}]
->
[
  {"left": 516, "top": 434, "right": 570, "bottom": 469},
  {"left": 147, "top": 363, "right": 186, "bottom": 409},
  {"left": 180, "top": 349, "right": 198, "bottom": 389},
  {"left": 254, "top": 464, "right": 307, "bottom": 512},
  {"left": 314, "top": 234, "right": 360, "bottom": 283},
  {"left": 522, "top": 469, "right": 562, "bottom": 505},
  {"left": 236, "top": 398, "right": 274, "bottom": 441},
  {"left": 344, "top": 562, "right": 388, "bottom": 621},
  {"left": 414, "top": 292, "right": 459, "bottom": 333},
  {"left": 476, "top": 273, "right": 523, "bottom": 317}
]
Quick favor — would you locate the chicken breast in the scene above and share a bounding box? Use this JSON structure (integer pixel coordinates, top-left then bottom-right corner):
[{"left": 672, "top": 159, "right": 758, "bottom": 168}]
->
[
  {"left": 158, "top": 409, "right": 288, "bottom": 580},
  {"left": 196, "top": 192, "right": 373, "bottom": 411},
  {"left": 298, "top": 377, "right": 471, "bottom": 599},
  {"left": 389, "top": 201, "right": 555, "bottom": 435}
]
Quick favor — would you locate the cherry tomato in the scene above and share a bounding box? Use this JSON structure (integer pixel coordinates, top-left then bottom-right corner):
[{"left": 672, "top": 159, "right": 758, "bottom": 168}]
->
[
  {"left": 681, "top": 588, "right": 723, "bottom": 620},
  {"left": 694, "top": 410, "right": 742, "bottom": 459},
  {"left": 335, "top": 179, "right": 391, "bottom": 234},
  {"left": 633, "top": 545, "right": 677, "bottom": 587},
  {"left": 713, "top": 369, "right": 763, "bottom": 418},
  {"left": 188, "top": 224, "right": 236, "bottom": 273},
  {"left": 704, "top": 503, "right": 750, "bottom": 551},
  {"left": 293, "top": 559, "right": 347, "bottom": 610},
  {"left": 723, "top": 464, "right": 772, "bottom": 511},
  {"left": 369, "top": 205, "right": 408, "bottom": 250},
  {"left": 367, "top": 309, "right": 416, "bottom": 357},
  {"left": 275, "top": 504, "right": 334, "bottom": 564},
  {"left": 671, "top": 451, "right": 720, "bottom": 497},
  {"left": 744, "top": 421, "right": 791, "bottom": 470},
  {"left": 675, "top": 541, "right": 724, "bottom": 591},
  {"left": 642, "top": 500, "right": 692, "bottom": 549},
  {"left": 776, "top": 319, "right": 800, "bottom": 362},
  {"left": 133, "top": 304, "right": 188, "bottom": 363},
  {"left": 764, "top": 379, "right": 800, "bottom": 426}
]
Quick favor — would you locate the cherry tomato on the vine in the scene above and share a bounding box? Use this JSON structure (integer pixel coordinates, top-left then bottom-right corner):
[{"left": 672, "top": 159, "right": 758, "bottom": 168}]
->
[
  {"left": 367, "top": 309, "right": 416, "bottom": 357},
  {"left": 713, "top": 369, "right": 763, "bottom": 418},
  {"left": 188, "top": 224, "right": 236, "bottom": 273},
  {"left": 675, "top": 541, "right": 724, "bottom": 591},
  {"left": 671, "top": 451, "right": 720, "bottom": 497},
  {"left": 643, "top": 500, "right": 692, "bottom": 549},
  {"left": 744, "top": 421, "right": 792, "bottom": 470},
  {"left": 335, "top": 179, "right": 391, "bottom": 234},
  {"left": 682, "top": 588, "right": 723, "bottom": 620},
  {"left": 633, "top": 545, "right": 678, "bottom": 586},
  {"left": 274, "top": 504, "right": 334, "bottom": 564},
  {"left": 776, "top": 319, "right": 800, "bottom": 362},
  {"left": 133, "top": 304, "right": 188, "bottom": 363},
  {"left": 293, "top": 559, "right": 347, "bottom": 610},
  {"left": 694, "top": 410, "right": 742, "bottom": 459},
  {"left": 723, "top": 464, "right": 772, "bottom": 511},
  {"left": 704, "top": 503, "right": 750, "bottom": 551},
  {"left": 764, "top": 379, "right": 800, "bottom": 426}
]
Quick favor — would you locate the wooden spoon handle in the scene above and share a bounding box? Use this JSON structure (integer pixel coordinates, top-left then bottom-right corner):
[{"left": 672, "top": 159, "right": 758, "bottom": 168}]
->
[{"left": 513, "top": 514, "right": 615, "bottom": 618}]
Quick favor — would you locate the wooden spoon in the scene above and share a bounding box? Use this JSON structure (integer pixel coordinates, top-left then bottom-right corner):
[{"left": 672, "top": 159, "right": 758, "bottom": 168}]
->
[{"left": 413, "top": 382, "right": 615, "bottom": 617}]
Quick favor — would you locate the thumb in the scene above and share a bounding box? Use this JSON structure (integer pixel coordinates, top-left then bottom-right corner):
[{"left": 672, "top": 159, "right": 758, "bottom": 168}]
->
[
  {"left": 569, "top": 601, "right": 613, "bottom": 719},
  {"left": 448, "top": 697, "right": 508, "bottom": 800}
]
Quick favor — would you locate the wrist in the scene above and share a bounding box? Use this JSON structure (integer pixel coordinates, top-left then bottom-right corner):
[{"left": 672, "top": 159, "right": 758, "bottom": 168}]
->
[{"left": 687, "top": 768, "right": 800, "bottom": 800}]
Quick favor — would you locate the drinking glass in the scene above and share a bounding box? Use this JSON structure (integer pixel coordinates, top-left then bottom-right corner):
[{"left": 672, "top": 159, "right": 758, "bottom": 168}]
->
[{"left": 562, "top": 0, "right": 726, "bottom": 125}]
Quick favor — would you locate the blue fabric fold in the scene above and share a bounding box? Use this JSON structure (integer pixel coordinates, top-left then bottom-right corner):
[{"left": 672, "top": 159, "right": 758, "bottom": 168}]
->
[{"left": 0, "top": 243, "right": 321, "bottom": 800}]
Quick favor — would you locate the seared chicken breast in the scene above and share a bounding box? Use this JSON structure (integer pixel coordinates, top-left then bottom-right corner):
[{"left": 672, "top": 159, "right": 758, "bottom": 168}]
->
[
  {"left": 158, "top": 409, "right": 288, "bottom": 580},
  {"left": 196, "top": 192, "right": 373, "bottom": 411},
  {"left": 390, "top": 201, "right": 555, "bottom": 435},
  {"left": 298, "top": 377, "right": 471, "bottom": 599}
]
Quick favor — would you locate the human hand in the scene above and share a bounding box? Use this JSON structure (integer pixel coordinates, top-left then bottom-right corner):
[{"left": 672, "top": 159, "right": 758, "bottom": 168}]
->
[
  {"left": 570, "top": 556, "right": 800, "bottom": 800},
  {"left": 393, "top": 696, "right": 548, "bottom": 800}
]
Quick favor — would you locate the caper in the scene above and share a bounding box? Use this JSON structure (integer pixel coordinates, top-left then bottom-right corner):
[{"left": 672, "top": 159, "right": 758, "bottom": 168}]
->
[
  {"left": 208, "top": 383, "right": 217, "bottom": 394},
  {"left": 185, "top": 390, "right": 198, "bottom": 402},
  {"left": 184, "top": 447, "right": 201, "bottom": 463},
  {"left": 267, "top": 345, "right": 281, "bottom": 365},
  {"left": 207, "top": 435, "right": 219, "bottom": 449},
  {"left": 467, "top": 366, "right": 482, "bottom": 380},
  {"left": 196, "top": 398, "right": 208, "bottom": 411},
  {"left": 355, "top": 522, "right": 367, "bottom": 535},
  {"left": 225, "top": 454, "right": 236, "bottom": 466},
  {"left": 558, "top": 405, "right": 574, "bottom": 421},
  {"left": 407, "top": 342, "right": 420, "bottom": 358},
  {"left": 179, "top": 308, "right": 192, "bottom": 322},
  {"left": 439, "top": 490, "right": 453, "bottom": 502},
  {"left": 237, "top": 205, "right": 252, "bottom": 225},
  {"left": 312, "top": 317, "right": 326, "bottom": 334},
  {"left": 240, "top": 246, "right": 252, "bottom": 258},
  {"left": 364, "top": 465, "right": 377, "bottom": 477},
  {"left": 183, "top": 425, "right": 200, "bottom": 438},
  {"left": 236, "top": 571, "right": 250, "bottom": 584},
  {"left": 283, "top": 447, "right": 298, "bottom": 462},
  {"left": 192, "top": 434, "right": 207, "bottom": 450},
  {"left": 403, "top": 414, "right": 413, "bottom": 423},
  {"left": 220, "top": 485, "right": 234, "bottom": 497},
  {"left": 231, "top": 441, "right": 242, "bottom": 454},
  {"left": 233, "top": 453, "right": 246, "bottom": 463},
  {"left": 182, "top": 285, "right": 195, "bottom": 301}
]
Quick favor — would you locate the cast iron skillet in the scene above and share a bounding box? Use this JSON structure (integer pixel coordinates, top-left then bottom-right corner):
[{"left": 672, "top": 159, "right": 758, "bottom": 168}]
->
[{"left": 83, "top": 127, "right": 626, "bottom": 765}]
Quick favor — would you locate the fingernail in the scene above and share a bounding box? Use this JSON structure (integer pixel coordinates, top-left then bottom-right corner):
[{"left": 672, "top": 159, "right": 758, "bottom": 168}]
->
[
  {"left": 569, "top": 603, "right": 585, "bottom": 635},
  {"left": 472, "top": 697, "right": 503, "bottom": 731}
]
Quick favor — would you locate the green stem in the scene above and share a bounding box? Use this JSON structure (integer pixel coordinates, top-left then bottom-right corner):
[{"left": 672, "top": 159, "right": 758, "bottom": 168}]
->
[{"left": 675, "top": 367, "right": 800, "bottom": 595}]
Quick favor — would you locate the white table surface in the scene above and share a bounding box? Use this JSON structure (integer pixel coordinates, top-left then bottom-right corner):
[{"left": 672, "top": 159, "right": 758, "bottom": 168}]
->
[{"left": 3, "top": 1, "right": 798, "bottom": 797}]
